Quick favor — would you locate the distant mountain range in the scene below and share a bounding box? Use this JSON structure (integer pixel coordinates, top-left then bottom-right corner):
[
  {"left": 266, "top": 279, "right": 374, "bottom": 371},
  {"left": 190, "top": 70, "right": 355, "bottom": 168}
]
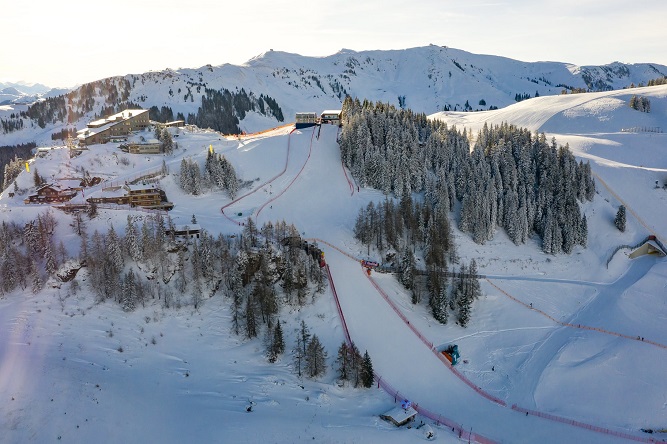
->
[
  {"left": 0, "top": 81, "right": 69, "bottom": 105},
  {"left": 2, "top": 45, "right": 667, "bottom": 144}
]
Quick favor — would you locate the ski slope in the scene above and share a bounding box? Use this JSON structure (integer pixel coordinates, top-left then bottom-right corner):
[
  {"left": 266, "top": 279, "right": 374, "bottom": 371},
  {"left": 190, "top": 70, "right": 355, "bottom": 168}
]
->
[{"left": 254, "top": 125, "right": 667, "bottom": 442}]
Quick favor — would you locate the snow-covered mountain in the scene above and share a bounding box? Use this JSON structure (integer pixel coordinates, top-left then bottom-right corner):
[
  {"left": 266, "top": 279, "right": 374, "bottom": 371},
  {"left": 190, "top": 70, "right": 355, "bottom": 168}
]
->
[
  {"left": 0, "top": 81, "right": 62, "bottom": 105},
  {"left": 0, "top": 81, "right": 52, "bottom": 96},
  {"left": 98, "top": 45, "right": 667, "bottom": 116},
  {"left": 2, "top": 45, "right": 667, "bottom": 147}
]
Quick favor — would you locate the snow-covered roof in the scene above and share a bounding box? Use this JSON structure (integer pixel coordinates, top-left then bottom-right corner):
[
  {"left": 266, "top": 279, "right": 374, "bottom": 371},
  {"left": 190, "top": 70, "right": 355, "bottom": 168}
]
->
[
  {"left": 380, "top": 406, "right": 417, "bottom": 425},
  {"left": 87, "top": 109, "right": 148, "bottom": 129},
  {"left": 321, "top": 110, "right": 342, "bottom": 115},
  {"left": 125, "top": 184, "right": 158, "bottom": 192},
  {"left": 172, "top": 224, "right": 201, "bottom": 232},
  {"left": 646, "top": 240, "right": 665, "bottom": 255},
  {"left": 136, "top": 138, "right": 160, "bottom": 145},
  {"left": 93, "top": 187, "right": 126, "bottom": 198}
]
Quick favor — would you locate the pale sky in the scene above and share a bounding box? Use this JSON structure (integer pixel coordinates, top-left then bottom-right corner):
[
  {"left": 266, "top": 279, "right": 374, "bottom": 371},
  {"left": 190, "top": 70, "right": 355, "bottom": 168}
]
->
[{"left": 2, "top": 0, "right": 667, "bottom": 88}]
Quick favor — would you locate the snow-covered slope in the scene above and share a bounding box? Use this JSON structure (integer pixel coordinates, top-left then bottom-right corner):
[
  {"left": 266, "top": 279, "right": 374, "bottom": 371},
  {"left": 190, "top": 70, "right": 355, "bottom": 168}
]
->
[{"left": 2, "top": 85, "right": 667, "bottom": 442}]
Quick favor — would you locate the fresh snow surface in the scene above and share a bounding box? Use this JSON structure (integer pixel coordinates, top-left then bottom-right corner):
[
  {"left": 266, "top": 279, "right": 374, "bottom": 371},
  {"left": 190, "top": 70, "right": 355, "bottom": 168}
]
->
[{"left": 2, "top": 86, "right": 667, "bottom": 443}]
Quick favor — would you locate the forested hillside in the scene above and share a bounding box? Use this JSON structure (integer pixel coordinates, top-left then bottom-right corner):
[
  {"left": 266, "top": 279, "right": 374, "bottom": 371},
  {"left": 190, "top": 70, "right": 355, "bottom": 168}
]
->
[{"left": 340, "top": 98, "right": 595, "bottom": 254}]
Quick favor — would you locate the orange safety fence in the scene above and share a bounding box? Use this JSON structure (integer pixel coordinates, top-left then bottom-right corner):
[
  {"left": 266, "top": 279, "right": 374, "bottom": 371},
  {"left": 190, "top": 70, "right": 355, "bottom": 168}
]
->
[
  {"left": 510, "top": 404, "right": 661, "bottom": 443},
  {"left": 485, "top": 279, "right": 667, "bottom": 350},
  {"left": 222, "top": 122, "right": 294, "bottom": 139},
  {"left": 256, "top": 125, "right": 317, "bottom": 219},
  {"left": 368, "top": 270, "right": 659, "bottom": 442},
  {"left": 319, "top": 238, "right": 658, "bottom": 443},
  {"left": 364, "top": 270, "right": 507, "bottom": 407},
  {"left": 220, "top": 127, "right": 297, "bottom": 225},
  {"left": 325, "top": 263, "right": 498, "bottom": 444}
]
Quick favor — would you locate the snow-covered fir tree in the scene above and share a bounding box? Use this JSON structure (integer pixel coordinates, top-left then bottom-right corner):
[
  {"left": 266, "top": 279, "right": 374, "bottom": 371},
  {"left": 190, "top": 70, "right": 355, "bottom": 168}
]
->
[{"left": 615, "top": 205, "right": 626, "bottom": 232}]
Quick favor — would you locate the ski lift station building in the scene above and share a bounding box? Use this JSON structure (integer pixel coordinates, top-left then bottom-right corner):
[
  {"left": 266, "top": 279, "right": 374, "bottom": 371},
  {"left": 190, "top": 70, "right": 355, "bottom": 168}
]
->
[
  {"left": 295, "top": 110, "right": 342, "bottom": 128},
  {"left": 295, "top": 112, "right": 318, "bottom": 129},
  {"left": 320, "top": 109, "right": 342, "bottom": 125}
]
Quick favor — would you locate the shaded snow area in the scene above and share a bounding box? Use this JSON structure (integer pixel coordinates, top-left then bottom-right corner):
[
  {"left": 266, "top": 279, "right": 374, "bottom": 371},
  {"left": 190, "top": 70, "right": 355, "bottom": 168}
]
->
[{"left": 2, "top": 85, "right": 667, "bottom": 443}]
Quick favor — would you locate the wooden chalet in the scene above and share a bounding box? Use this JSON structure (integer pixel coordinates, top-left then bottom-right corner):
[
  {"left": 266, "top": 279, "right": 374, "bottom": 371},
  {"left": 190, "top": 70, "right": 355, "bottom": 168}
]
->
[
  {"left": 24, "top": 184, "right": 78, "bottom": 204},
  {"left": 87, "top": 184, "right": 173, "bottom": 210}
]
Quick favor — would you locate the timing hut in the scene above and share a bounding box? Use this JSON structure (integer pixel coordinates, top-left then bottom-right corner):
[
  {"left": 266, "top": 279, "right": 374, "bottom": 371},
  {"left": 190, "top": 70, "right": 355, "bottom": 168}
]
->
[
  {"left": 380, "top": 404, "right": 418, "bottom": 427},
  {"left": 295, "top": 112, "right": 318, "bottom": 129}
]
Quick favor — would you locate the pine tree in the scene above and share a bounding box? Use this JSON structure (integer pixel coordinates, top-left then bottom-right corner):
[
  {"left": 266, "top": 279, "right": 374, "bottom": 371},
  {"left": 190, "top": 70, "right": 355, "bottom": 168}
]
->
[
  {"left": 106, "top": 225, "right": 123, "bottom": 272},
  {"left": 33, "top": 168, "right": 43, "bottom": 187},
  {"left": 192, "top": 281, "right": 203, "bottom": 310},
  {"left": 438, "top": 284, "right": 449, "bottom": 324},
  {"left": 72, "top": 212, "right": 86, "bottom": 237},
  {"left": 299, "top": 320, "right": 311, "bottom": 360},
  {"left": 125, "top": 216, "right": 141, "bottom": 262},
  {"left": 468, "top": 259, "right": 483, "bottom": 301},
  {"left": 120, "top": 269, "right": 137, "bottom": 311},
  {"left": 293, "top": 338, "right": 304, "bottom": 378},
  {"left": 336, "top": 342, "right": 351, "bottom": 382},
  {"left": 268, "top": 320, "right": 285, "bottom": 363},
  {"left": 30, "top": 260, "right": 42, "bottom": 294},
  {"left": 293, "top": 320, "right": 311, "bottom": 378},
  {"left": 179, "top": 159, "right": 190, "bottom": 193},
  {"left": 579, "top": 214, "right": 588, "bottom": 247},
  {"left": 614, "top": 205, "right": 626, "bottom": 232},
  {"left": 87, "top": 201, "right": 98, "bottom": 219},
  {"left": 243, "top": 217, "right": 258, "bottom": 248},
  {"left": 349, "top": 343, "right": 363, "bottom": 387},
  {"left": 454, "top": 264, "right": 472, "bottom": 327},
  {"left": 229, "top": 270, "right": 243, "bottom": 336},
  {"left": 305, "top": 335, "right": 327, "bottom": 378},
  {"left": 360, "top": 351, "right": 374, "bottom": 388},
  {"left": 44, "top": 241, "right": 57, "bottom": 275},
  {"left": 161, "top": 128, "right": 173, "bottom": 154},
  {"left": 244, "top": 295, "right": 257, "bottom": 338},
  {"left": 456, "top": 287, "right": 471, "bottom": 327},
  {"left": 400, "top": 246, "right": 415, "bottom": 291}
]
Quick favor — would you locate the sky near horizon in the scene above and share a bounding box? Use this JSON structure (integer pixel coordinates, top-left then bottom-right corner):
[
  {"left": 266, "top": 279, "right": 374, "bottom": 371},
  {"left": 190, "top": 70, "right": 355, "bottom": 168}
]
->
[{"left": 2, "top": 0, "right": 667, "bottom": 88}]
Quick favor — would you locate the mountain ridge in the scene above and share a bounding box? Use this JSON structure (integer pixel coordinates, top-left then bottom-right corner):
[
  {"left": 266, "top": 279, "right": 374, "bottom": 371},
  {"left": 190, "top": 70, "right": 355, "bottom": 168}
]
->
[{"left": 2, "top": 45, "right": 667, "bottom": 146}]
